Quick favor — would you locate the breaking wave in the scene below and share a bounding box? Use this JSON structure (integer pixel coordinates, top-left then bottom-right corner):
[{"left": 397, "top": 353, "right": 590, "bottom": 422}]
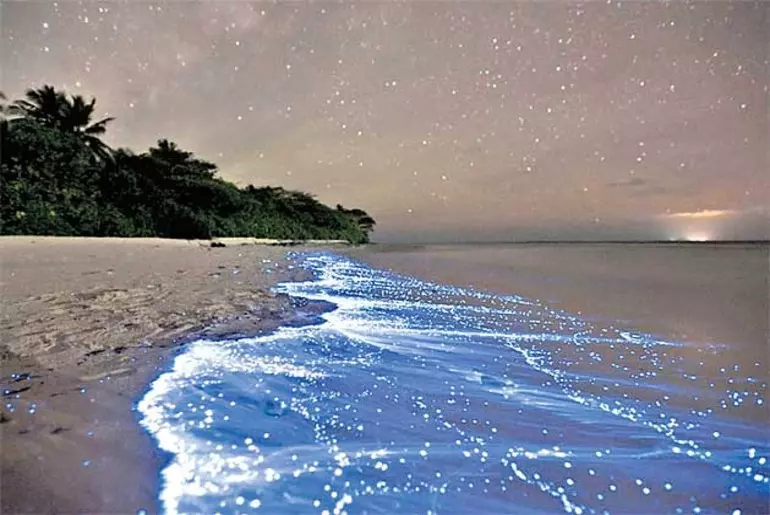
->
[{"left": 138, "top": 252, "right": 768, "bottom": 514}]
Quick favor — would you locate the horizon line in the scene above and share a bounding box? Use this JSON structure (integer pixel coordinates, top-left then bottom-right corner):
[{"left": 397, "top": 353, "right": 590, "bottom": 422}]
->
[{"left": 370, "top": 239, "right": 770, "bottom": 245}]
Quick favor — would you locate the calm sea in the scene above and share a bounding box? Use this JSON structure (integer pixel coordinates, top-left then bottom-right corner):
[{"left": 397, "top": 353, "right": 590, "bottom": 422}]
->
[{"left": 138, "top": 244, "right": 769, "bottom": 514}]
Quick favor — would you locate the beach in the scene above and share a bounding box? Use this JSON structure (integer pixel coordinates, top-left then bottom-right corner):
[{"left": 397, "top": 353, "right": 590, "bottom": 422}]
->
[
  {"left": 0, "top": 237, "right": 306, "bottom": 514},
  {"left": 2, "top": 240, "right": 768, "bottom": 514},
  {"left": 128, "top": 244, "right": 766, "bottom": 514}
]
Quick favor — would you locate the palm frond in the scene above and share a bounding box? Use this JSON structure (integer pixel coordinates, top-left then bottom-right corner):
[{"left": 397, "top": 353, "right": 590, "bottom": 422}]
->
[
  {"left": 85, "top": 135, "right": 116, "bottom": 164},
  {"left": 84, "top": 117, "right": 115, "bottom": 135}
]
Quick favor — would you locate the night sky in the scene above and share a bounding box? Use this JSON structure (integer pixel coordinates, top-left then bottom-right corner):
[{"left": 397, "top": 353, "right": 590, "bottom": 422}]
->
[{"left": 2, "top": 1, "right": 768, "bottom": 242}]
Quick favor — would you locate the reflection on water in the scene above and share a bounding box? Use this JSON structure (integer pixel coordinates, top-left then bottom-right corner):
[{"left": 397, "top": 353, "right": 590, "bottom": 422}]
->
[{"left": 138, "top": 252, "right": 768, "bottom": 514}]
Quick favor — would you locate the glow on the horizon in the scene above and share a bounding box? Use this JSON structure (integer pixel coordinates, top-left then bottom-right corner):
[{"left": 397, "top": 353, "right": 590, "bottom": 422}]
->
[{"left": 684, "top": 232, "right": 712, "bottom": 242}]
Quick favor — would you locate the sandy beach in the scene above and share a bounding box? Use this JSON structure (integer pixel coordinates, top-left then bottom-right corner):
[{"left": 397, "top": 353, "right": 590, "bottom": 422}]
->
[{"left": 0, "top": 237, "right": 313, "bottom": 514}]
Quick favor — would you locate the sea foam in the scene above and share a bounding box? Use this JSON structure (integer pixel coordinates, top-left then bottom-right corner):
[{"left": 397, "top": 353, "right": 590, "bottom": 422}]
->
[{"left": 138, "top": 252, "right": 768, "bottom": 514}]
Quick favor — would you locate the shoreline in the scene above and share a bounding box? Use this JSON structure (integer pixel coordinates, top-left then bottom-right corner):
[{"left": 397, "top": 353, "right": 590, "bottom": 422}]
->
[{"left": 0, "top": 236, "right": 321, "bottom": 513}]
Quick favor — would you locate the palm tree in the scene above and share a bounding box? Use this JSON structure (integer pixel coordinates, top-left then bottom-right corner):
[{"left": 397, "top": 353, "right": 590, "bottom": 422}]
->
[
  {"left": 10, "top": 85, "right": 68, "bottom": 126},
  {"left": 61, "top": 95, "right": 114, "bottom": 134},
  {"left": 61, "top": 95, "right": 115, "bottom": 163},
  {"left": 10, "top": 85, "right": 115, "bottom": 163}
]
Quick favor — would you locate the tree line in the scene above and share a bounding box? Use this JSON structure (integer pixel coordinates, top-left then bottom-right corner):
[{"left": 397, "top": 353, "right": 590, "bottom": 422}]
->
[{"left": 0, "top": 86, "right": 376, "bottom": 243}]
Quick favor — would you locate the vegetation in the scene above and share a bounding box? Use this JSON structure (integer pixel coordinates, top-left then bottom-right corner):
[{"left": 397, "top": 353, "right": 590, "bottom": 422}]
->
[{"left": 0, "top": 86, "right": 375, "bottom": 243}]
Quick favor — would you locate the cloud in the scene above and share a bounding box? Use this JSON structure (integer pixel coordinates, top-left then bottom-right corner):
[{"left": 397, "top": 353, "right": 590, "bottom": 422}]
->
[
  {"left": 606, "top": 177, "right": 670, "bottom": 197},
  {"left": 607, "top": 177, "right": 647, "bottom": 188},
  {"left": 661, "top": 209, "right": 737, "bottom": 220}
]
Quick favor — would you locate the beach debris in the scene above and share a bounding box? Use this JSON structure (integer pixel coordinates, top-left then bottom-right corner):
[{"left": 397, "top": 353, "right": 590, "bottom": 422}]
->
[
  {"left": 10, "top": 372, "right": 33, "bottom": 383},
  {"left": 210, "top": 241, "right": 226, "bottom": 248},
  {"left": 0, "top": 411, "right": 10, "bottom": 423},
  {"left": 50, "top": 426, "right": 69, "bottom": 434}
]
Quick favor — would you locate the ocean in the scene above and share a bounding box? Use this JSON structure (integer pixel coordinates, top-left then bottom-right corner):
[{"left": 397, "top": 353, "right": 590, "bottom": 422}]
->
[{"left": 138, "top": 244, "right": 769, "bottom": 514}]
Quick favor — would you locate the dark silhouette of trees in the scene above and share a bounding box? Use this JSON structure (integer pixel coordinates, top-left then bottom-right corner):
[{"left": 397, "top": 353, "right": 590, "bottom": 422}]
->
[
  {"left": 1, "top": 85, "right": 375, "bottom": 243},
  {"left": 7, "top": 85, "right": 114, "bottom": 163},
  {"left": 8, "top": 85, "right": 68, "bottom": 127},
  {"left": 337, "top": 204, "right": 377, "bottom": 233}
]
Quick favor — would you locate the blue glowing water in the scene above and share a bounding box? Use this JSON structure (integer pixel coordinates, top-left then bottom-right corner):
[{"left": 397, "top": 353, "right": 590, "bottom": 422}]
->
[{"left": 138, "top": 252, "right": 768, "bottom": 514}]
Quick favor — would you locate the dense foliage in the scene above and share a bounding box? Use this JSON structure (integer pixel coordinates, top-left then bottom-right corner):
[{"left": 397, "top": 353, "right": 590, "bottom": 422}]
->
[{"left": 0, "top": 86, "right": 375, "bottom": 243}]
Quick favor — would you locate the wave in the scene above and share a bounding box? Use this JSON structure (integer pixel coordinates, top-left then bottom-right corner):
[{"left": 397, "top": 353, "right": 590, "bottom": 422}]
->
[{"left": 138, "top": 252, "right": 768, "bottom": 514}]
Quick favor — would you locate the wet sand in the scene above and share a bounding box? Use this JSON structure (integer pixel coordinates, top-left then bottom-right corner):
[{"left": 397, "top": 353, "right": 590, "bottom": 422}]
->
[{"left": 0, "top": 237, "right": 313, "bottom": 514}]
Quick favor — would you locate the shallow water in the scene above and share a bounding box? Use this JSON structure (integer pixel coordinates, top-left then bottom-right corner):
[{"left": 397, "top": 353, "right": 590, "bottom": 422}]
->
[{"left": 138, "top": 251, "right": 768, "bottom": 514}]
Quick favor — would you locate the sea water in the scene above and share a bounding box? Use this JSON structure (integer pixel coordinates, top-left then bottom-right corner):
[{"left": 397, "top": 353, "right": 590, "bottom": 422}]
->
[{"left": 138, "top": 251, "right": 768, "bottom": 514}]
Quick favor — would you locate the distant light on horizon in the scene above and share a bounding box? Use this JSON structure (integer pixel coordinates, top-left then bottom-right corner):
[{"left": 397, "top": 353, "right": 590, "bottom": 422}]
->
[
  {"left": 683, "top": 232, "right": 713, "bottom": 242},
  {"left": 666, "top": 228, "right": 715, "bottom": 242}
]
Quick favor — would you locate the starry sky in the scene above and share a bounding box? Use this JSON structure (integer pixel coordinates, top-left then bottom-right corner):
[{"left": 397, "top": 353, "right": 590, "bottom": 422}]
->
[{"left": 2, "top": 1, "right": 768, "bottom": 242}]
